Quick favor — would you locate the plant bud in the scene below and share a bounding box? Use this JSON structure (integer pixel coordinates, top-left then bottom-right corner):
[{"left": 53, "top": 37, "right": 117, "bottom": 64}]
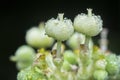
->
[
  {"left": 106, "top": 54, "right": 119, "bottom": 75},
  {"left": 63, "top": 50, "right": 77, "bottom": 64},
  {"left": 95, "top": 59, "right": 107, "bottom": 70},
  {"left": 93, "top": 70, "right": 108, "bottom": 80}
]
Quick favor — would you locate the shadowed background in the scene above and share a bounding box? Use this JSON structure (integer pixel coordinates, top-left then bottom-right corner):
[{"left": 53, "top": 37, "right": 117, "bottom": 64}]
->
[{"left": 0, "top": 0, "right": 119, "bottom": 80}]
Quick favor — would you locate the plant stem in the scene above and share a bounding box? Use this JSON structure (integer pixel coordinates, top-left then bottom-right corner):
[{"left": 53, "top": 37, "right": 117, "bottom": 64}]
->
[
  {"left": 57, "top": 40, "right": 62, "bottom": 58},
  {"left": 85, "top": 35, "right": 91, "bottom": 49}
]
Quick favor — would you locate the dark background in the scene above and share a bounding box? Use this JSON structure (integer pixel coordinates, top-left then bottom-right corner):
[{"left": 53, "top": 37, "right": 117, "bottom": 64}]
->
[{"left": 0, "top": 0, "right": 119, "bottom": 80}]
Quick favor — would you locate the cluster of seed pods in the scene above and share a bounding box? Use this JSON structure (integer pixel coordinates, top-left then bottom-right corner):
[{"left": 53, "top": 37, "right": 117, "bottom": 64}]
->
[{"left": 10, "top": 9, "right": 120, "bottom": 80}]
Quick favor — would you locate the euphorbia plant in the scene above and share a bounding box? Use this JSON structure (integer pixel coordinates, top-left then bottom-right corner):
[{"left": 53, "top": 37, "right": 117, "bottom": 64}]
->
[{"left": 10, "top": 9, "right": 120, "bottom": 80}]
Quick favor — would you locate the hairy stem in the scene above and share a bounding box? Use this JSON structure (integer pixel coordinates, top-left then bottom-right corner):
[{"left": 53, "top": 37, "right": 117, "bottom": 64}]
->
[
  {"left": 57, "top": 41, "right": 62, "bottom": 58},
  {"left": 85, "top": 35, "right": 91, "bottom": 49}
]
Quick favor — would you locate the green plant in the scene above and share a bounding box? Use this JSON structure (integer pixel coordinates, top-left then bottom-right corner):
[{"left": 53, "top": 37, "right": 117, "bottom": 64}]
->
[{"left": 10, "top": 9, "right": 120, "bottom": 80}]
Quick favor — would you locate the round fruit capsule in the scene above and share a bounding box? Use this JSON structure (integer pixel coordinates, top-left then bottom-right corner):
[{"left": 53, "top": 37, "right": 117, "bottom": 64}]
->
[
  {"left": 26, "top": 23, "right": 54, "bottom": 48},
  {"left": 74, "top": 8, "right": 103, "bottom": 36},
  {"left": 106, "top": 54, "right": 119, "bottom": 75},
  {"left": 93, "top": 70, "right": 108, "bottom": 80},
  {"left": 63, "top": 50, "right": 77, "bottom": 64},
  {"left": 45, "top": 13, "right": 74, "bottom": 41},
  {"left": 10, "top": 45, "right": 35, "bottom": 70},
  {"left": 61, "top": 61, "right": 71, "bottom": 71},
  {"left": 66, "top": 32, "right": 85, "bottom": 49},
  {"left": 95, "top": 59, "right": 107, "bottom": 70}
]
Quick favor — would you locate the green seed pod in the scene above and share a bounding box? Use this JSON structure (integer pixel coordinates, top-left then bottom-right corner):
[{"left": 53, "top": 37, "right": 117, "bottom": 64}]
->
[
  {"left": 10, "top": 45, "right": 35, "bottom": 70},
  {"left": 63, "top": 50, "right": 77, "bottom": 64},
  {"left": 106, "top": 61, "right": 118, "bottom": 72},
  {"left": 66, "top": 32, "right": 85, "bottom": 49},
  {"left": 45, "top": 13, "right": 74, "bottom": 41},
  {"left": 106, "top": 54, "right": 119, "bottom": 75},
  {"left": 26, "top": 23, "right": 54, "bottom": 48},
  {"left": 95, "top": 59, "right": 107, "bottom": 70},
  {"left": 93, "top": 70, "right": 108, "bottom": 80},
  {"left": 74, "top": 9, "right": 103, "bottom": 36},
  {"left": 61, "top": 61, "right": 71, "bottom": 71}
]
